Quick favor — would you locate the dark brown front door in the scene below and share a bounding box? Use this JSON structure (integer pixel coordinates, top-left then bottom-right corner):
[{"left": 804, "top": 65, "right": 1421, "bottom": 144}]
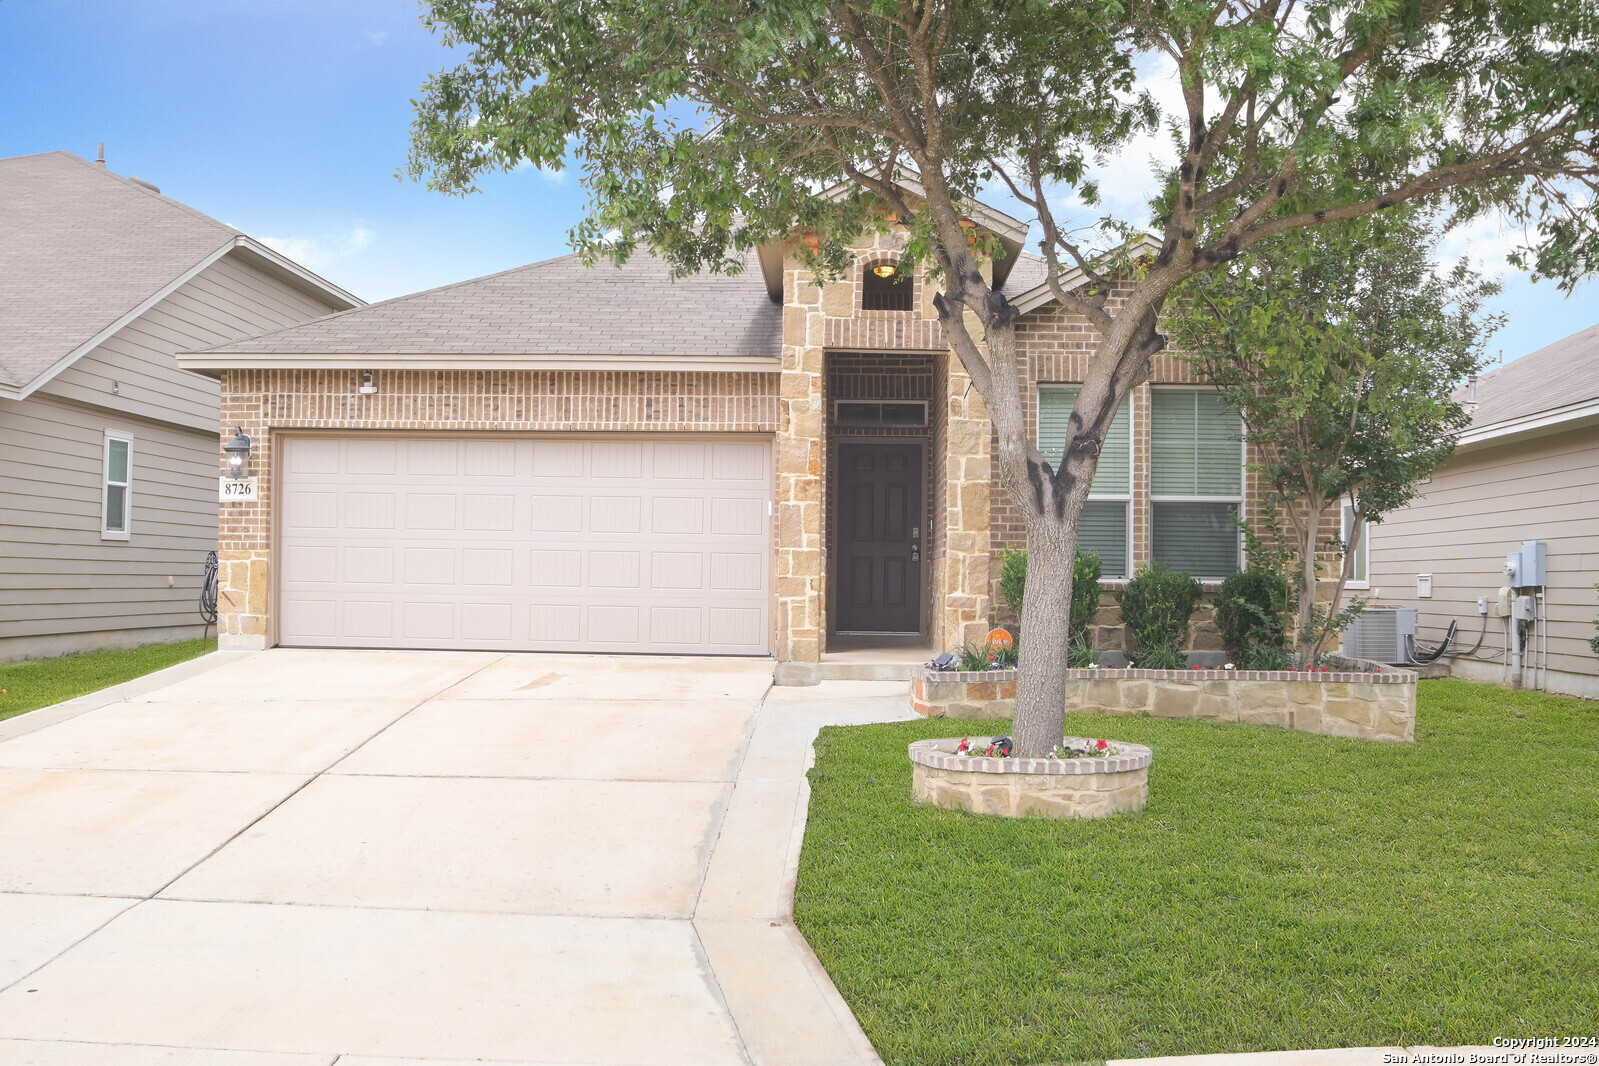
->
[{"left": 836, "top": 443, "right": 923, "bottom": 633}]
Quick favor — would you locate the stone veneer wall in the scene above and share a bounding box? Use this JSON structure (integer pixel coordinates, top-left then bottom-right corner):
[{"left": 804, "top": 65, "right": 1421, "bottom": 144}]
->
[
  {"left": 911, "top": 659, "right": 1417, "bottom": 742},
  {"left": 782, "top": 235, "right": 993, "bottom": 666},
  {"left": 215, "top": 368, "right": 778, "bottom": 649}
]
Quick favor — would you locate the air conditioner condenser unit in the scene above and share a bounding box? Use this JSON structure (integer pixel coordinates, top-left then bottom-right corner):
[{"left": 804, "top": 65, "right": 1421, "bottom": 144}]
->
[{"left": 1343, "top": 607, "right": 1419, "bottom": 665}]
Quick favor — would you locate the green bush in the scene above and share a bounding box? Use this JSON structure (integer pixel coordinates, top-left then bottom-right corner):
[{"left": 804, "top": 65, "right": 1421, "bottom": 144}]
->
[
  {"left": 1131, "top": 644, "right": 1188, "bottom": 670},
  {"left": 1067, "top": 630, "right": 1104, "bottom": 668},
  {"left": 1240, "top": 643, "right": 1294, "bottom": 671},
  {"left": 994, "top": 547, "right": 1103, "bottom": 642},
  {"left": 1119, "top": 564, "right": 1203, "bottom": 654},
  {"left": 1216, "top": 567, "right": 1290, "bottom": 661}
]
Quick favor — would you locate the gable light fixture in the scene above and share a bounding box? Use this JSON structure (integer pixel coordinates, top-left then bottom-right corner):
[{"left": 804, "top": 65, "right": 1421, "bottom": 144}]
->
[
  {"left": 360, "top": 372, "right": 378, "bottom": 395},
  {"left": 223, "top": 428, "right": 252, "bottom": 479},
  {"left": 871, "top": 263, "right": 898, "bottom": 278}
]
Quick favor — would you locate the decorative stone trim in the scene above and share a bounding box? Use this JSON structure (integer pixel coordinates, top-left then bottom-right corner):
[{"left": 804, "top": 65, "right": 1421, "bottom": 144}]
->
[
  {"left": 912, "top": 658, "right": 1417, "bottom": 742},
  {"left": 909, "top": 736, "right": 1152, "bottom": 818}
]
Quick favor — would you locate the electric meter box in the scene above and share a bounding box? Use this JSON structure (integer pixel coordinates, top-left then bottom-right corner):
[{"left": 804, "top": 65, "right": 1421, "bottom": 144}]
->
[{"left": 1518, "top": 540, "right": 1546, "bottom": 587}]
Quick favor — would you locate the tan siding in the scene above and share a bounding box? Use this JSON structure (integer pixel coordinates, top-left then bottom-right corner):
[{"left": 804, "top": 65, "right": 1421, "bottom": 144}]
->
[
  {"left": 0, "top": 394, "right": 219, "bottom": 641},
  {"left": 1368, "top": 424, "right": 1599, "bottom": 689},
  {"left": 39, "top": 252, "right": 347, "bottom": 433}
]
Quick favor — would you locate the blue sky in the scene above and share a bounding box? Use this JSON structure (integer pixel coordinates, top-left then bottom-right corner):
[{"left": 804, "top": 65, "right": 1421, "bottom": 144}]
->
[{"left": 2, "top": 0, "right": 1591, "bottom": 365}]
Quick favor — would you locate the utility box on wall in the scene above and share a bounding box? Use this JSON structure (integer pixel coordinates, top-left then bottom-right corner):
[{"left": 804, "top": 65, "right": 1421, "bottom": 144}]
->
[{"left": 1518, "top": 540, "right": 1546, "bottom": 587}]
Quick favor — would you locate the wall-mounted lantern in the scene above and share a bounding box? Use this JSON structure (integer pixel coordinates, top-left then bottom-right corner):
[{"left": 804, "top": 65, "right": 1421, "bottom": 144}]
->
[
  {"left": 359, "top": 372, "right": 378, "bottom": 395},
  {"left": 871, "top": 262, "right": 898, "bottom": 278},
  {"left": 224, "top": 428, "right": 252, "bottom": 480}
]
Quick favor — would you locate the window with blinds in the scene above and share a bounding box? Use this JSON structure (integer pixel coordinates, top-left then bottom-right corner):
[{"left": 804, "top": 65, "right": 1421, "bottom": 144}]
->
[
  {"left": 1150, "top": 388, "right": 1242, "bottom": 577},
  {"left": 1037, "top": 386, "right": 1131, "bottom": 577}
]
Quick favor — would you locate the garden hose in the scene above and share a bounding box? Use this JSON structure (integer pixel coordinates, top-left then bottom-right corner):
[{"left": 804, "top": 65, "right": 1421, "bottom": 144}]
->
[{"left": 200, "top": 550, "right": 219, "bottom": 630}]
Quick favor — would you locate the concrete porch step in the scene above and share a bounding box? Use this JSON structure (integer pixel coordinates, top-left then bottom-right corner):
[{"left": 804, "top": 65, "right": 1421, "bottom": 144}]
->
[{"left": 817, "top": 661, "right": 923, "bottom": 682}]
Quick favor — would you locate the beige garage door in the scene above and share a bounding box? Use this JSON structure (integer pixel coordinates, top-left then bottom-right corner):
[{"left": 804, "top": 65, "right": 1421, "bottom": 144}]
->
[{"left": 277, "top": 435, "right": 771, "bottom": 655}]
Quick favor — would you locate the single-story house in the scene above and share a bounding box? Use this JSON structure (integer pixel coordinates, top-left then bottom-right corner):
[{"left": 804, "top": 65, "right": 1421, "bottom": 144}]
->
[
  {"left": 180, "top": 198, "right": 1256, "bottom": 681},
  {"left": 0, "top": 149, "right": 360, "bottom": 660},
  {"left": 1366, "top": 323, "right": 1599, "bottom": 698}
]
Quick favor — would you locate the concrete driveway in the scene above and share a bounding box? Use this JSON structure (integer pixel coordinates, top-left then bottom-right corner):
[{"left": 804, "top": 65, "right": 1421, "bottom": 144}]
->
[{"left": 0, "top": 650, "right": 909, "bottom": 1066}]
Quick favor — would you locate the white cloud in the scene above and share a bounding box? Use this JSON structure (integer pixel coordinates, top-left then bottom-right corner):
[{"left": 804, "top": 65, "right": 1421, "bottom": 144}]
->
[
  {"left": 512, "top": 158, "right": 567, "bottom": 183},
  {"left": 364, "top": 30, "right": 389, "bottom": 46},
  {"left": 261, "top": 226, "right": 375, "bottom": 269},
  {"left": 1434, "top": 213, "right": 1530, "bottom": 275}
]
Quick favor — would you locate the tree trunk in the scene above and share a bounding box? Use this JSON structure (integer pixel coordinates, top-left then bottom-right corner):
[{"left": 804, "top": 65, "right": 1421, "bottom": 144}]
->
[
  {"left": 974, "top": 314, "right": 1119, "bottom": 756},
  {"left": 1011, "top": 512, "right": 1081, "bottom": 755},
  {"left": 1295, "top": 497, "right": 1327, "bottom": 663}
]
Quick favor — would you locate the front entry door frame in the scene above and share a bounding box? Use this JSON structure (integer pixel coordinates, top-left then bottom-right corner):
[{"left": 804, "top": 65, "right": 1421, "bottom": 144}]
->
[{"left": 831, "top": 440, "right": 927, "bottom": 636}]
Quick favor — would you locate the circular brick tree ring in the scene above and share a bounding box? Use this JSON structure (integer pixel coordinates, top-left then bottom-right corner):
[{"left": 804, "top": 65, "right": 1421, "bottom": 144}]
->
[{"left": 909, "top": 737, "right": 1152, "bottom": 819}]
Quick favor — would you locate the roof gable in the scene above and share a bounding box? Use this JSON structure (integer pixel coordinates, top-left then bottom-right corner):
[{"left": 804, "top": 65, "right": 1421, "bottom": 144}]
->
[{"left": 0, "top": 151, "right": 241, "bottom": 390}]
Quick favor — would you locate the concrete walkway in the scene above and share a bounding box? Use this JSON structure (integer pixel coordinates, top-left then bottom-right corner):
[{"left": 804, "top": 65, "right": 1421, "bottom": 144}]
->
[{"left": 0, "top": 649, "right": 912, "bottom": 1066}]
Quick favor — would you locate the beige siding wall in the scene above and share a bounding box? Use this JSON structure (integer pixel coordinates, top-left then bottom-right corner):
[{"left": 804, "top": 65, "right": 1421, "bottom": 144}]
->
[
  {"left": 2, "top": 253, "right": 349, "bottom": 658},
  {"left": 1368, "top": 423, "right": 1599, "bottom": 697},
  {"left": 0, "top": 394, "right": 215, "bottom": 657},
  {"left": 41, "top": 254, "right": 344, "bottom": 433}
]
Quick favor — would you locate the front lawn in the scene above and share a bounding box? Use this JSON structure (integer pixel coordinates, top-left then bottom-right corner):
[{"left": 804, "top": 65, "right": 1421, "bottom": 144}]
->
[
  {"left": 0, "top": 638, "right": 216, "bottom": 723},
  {"left": 794, "top": 680, "right": 1598, "bottom": 1065}
]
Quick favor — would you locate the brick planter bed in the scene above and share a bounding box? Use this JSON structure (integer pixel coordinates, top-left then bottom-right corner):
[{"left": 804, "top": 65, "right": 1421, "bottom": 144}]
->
[
  {"left": 911, "top": 656, "right": 1417, "bottom": 742},
  {"left": 909, "top": 736, "right": 1152, "bottom": 819}
]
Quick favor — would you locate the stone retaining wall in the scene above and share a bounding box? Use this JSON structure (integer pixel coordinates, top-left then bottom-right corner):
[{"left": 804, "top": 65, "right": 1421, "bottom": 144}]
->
[
  {"left": 909, "top": 737, "right": 1152, "bottom": 818},
  {"left": 912, "top": 658, "right": 1416, "bottom": 742}
]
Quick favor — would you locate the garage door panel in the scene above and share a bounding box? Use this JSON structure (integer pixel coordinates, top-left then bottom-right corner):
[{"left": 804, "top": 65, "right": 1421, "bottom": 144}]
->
[{"left": 278, "top": 436, "right": 770, "bottom": 655}]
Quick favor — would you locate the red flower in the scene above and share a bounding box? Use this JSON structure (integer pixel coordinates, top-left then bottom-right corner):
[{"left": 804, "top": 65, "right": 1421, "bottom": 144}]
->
[
  {"left": 1191, "top": 665, "right": 1202, "bottom": 670},
  {"left": 1095, "top": 739, "right": 1108, "bottom": 751}
]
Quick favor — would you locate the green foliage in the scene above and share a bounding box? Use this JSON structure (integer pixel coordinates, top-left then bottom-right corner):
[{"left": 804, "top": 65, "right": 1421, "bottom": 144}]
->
[
  {"left": 1171, "top": 208, "right": 1502, "bottom": 660},
  {"left": 1071, "top": 549, "right": 1103, "bottom": 642},
  {"left": 997, "top": 549, "right": 1027, "bottom": 617},
  {"left": 795, "top": 681, "right": 1599, "bottom": 1064},
  {"left": 1241, "top": 643, "right": 1296, "bottom": 671},
  {"left": 1066, "top": 630, "right": 1104, "bottom": 668},
  {"left": 1119, "top": 565, "right": 1203, "bottom": 655},
  {"left": 1217, "top": 567, "right": 1291, "bottom": 661},
  {"left": 994, "top": 548, "right": 1102, "bottom": 643},
  {"left": 956, "top": 643, "right": 995, "bottom": 672},
  {"left": 1131, "top": 644, "right": 1188, "bottom": 670}
]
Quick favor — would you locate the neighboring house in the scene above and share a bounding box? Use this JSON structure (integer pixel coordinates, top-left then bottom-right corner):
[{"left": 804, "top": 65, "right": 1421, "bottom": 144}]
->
[
  {"left": 1364, "top": 323, "right": 1599, "bottom": 699},
  {"left": 180, "top": 196, "right": 1252, "bottom": 680},
  {"left": 0, "top": 150, "right": 360, "bottom": 661}
]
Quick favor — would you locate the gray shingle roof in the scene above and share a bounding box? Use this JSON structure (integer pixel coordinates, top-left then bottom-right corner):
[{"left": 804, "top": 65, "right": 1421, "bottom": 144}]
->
[
  {"left": 200, "top": 250, "right": 783, "bottom": 359},
  {"left": 1000, "top": 251, "right": 1051, "bottom": 300},
  {"left": 0, "top": 150, "right": 239, "bottom": 390},
  {"left": 1464, "top": 323, "right": 1599, "bottom": 428}
]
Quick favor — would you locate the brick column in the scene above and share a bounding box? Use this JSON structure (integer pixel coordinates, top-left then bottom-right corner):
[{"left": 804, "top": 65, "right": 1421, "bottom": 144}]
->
[
  {"left": 775, "top": 262, "right": 826, "bottom": 677},
  {"left": 216, "top": 370, "right": 272, "bottom": 650},
  {"left": 938, "top": 354, "right": 992, "bottom": 651}
]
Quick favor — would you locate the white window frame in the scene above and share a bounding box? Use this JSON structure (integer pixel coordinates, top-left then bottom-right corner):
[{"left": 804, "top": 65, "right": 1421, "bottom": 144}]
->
[
  {"left": 1148, "top": 385, "right": 1245, "bottom": 579},
  {"left": 101, "top": 431, "right": 133, "bottom": 542},
  {"left": 1035, "top": 385, "right": 1133, "bottom": 579},
  {"left": 1341, "top": 501, "right": 1370, "bottom": 590}
]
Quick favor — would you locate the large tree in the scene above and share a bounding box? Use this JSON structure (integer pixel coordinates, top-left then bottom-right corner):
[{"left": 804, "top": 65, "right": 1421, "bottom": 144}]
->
[
  {"left": 408, "top": 0, "right": 1599, "bottom": 756},
  {"left": 1169, "top": 208, "right": 1502, "bottom": 663}
]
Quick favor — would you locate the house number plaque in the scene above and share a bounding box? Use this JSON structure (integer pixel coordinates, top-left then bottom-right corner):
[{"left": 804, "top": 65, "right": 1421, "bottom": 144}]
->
[{"left": 218, "top": 477, "right": 258, "bottom": 502}]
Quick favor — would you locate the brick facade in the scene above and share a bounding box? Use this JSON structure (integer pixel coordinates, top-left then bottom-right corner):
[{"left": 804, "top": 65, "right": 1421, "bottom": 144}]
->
[
  {"left": 214, "top": 368, "right": 778, "bottom": 648},
  {"left": 210, "top": 238, "right": 1318, "bottom": 665}
]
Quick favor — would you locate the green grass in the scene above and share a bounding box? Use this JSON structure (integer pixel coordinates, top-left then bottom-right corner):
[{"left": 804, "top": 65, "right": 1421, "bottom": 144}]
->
[
  {"left": 794, "top": 680, "right": 1599, "bottom": 1065},
  {"left": 0, "top": 638, "right": 216, "bottom": 723}
]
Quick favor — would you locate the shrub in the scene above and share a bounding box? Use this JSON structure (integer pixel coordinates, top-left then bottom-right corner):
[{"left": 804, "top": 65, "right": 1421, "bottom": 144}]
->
[
  {"left": 957, "top": 642, "right": 995, "bottom": 671},
  {"left": 1131, "top": 644, "right": 1187, "bottom": 670},
  {"left": 1240, "top": 643, "right": 1294, "bottom": 671},
  {"left": 1067, "top": 630, "right": 1104, "bottom": 668},
  {"left": 1216, "top": 567, "right": 1290, "bottom": 661},
  {"left": 994, "top": 547, "right": 1103, "bottom": 642},
  {"left": 1119, "top": 564, "right": 1203, "bottom": 654}
]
